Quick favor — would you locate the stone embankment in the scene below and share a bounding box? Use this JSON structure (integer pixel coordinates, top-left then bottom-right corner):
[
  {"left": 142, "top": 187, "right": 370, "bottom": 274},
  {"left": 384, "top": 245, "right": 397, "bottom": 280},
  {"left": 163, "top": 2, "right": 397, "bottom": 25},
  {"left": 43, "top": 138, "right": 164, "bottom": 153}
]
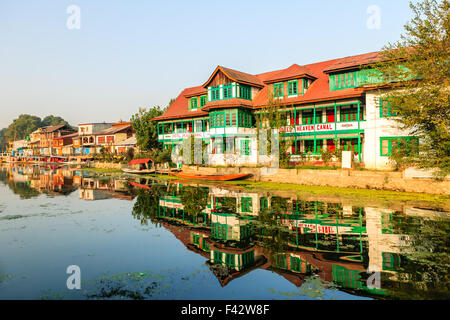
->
[{"left": 181, "top": 165, "right": 450, "bottom": 196}]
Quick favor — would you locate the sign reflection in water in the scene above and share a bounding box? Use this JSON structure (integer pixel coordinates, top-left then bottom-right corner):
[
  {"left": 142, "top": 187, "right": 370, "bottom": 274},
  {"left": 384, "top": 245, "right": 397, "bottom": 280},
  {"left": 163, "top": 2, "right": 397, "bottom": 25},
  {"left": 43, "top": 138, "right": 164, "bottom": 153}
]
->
[{"left": 0, "top": 163, "right": 448, "bottom": 300}]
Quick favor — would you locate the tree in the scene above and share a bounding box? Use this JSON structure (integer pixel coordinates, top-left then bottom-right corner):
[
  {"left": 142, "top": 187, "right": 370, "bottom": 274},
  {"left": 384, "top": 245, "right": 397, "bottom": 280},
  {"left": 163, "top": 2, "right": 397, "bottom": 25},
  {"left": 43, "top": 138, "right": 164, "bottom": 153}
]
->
[
  {"left": 130, "top": 107, "right": 163, "bottom": 151},
  {"left": 0, "top": 128, "right": 7, "bottom": 152},
  {"left": 4, "top": 114, "right": 74, "bottom": 143},
  {"left": 5, "top": 114, "right": 42, "bottom": 141},
  {"left": 370, "top": 0, "right": 450, "bottom": 177},
  {"left": 41, "top": 115, "right": 71, "bottom": 128}
]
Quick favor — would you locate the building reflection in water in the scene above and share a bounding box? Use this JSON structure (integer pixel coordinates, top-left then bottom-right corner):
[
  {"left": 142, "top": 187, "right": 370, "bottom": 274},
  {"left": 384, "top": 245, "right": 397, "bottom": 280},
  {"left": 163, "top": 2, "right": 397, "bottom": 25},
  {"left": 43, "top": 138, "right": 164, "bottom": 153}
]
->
[
  {"left": 1, "top": 164, "right": 448, "bottom": 299},
  {"left": 149, "top": 180, "right": 449, "bottom": 299}
]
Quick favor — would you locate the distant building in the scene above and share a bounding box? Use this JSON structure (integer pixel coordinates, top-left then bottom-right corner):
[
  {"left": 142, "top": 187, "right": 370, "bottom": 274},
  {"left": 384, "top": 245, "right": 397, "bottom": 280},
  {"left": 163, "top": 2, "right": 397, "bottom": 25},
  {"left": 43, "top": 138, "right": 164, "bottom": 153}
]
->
[{"left": 77, "top": 123, "right": 113, "bottom": 155}]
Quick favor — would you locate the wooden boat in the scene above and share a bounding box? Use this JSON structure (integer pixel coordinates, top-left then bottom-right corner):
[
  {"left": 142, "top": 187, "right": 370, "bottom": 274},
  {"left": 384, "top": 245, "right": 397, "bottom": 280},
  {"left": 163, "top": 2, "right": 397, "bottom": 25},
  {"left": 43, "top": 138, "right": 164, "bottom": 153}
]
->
[
  {"left": 122, "top": 168, "right": 156, "bottom": 174},
  {"left": 122, "top": 158, "right": 155, "bottom": 174},
  {"left": 169, "top": 172, "right": 251, "bottom": 181}
]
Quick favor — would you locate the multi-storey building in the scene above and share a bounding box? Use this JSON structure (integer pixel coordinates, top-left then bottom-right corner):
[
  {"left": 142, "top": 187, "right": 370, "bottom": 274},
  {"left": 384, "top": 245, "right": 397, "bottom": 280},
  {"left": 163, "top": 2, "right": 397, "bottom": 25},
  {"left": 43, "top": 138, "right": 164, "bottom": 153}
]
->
[
  {"left": 77, "top": 122, "right": 113, "bottom": 155},
  {"left": 153, "top": 51, "right": 417, "bottom": 169},
  {"left": 95, "top": 122, "right": 135, "bottom": 153},
  {"left": 34, "top": 125, "right": 76, "bottom": 156}
]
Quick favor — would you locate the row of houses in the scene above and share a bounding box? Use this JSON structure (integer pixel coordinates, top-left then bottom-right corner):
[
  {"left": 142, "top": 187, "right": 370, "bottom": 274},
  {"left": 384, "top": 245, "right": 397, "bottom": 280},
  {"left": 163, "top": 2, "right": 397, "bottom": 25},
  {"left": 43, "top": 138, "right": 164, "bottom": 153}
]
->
[
  {"left": 152, "top": 50, "right": 418, "bottom": 170},
  {"left": 8, "top": 121, "right": 137, "bottom": 158}
]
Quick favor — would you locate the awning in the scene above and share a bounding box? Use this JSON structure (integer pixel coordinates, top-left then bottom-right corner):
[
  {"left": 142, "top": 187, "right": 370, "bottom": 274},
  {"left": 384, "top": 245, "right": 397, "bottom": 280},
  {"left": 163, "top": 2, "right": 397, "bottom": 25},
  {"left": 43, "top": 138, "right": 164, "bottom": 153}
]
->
[{"left": 128, "top": 158, "right": 152, "bottom": 165}]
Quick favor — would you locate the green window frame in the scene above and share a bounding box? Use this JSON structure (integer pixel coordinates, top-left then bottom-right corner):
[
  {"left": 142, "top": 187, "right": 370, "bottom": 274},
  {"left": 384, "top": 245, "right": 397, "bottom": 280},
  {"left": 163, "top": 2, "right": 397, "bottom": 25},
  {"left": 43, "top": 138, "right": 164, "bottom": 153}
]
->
[
  {"left": 192, "top": 234, "right": 200, "bottom": 245},
  {"left": 302, "top": 110, "right": 322, "bottom": 124},
  {"left": 340, "top": 106, "right": 363, "bottom": 122},
  {"left": 240, "top": 140, "right": 251, "bottom": 156},
  {"left": 340, "top": 138, "right": 358, "bottom": 152},
  {"left": 303, "top": 78, "right": 309, "bottom": 91},
  {"left": 380, "top": 136, "right": 419, "bottom": 157},
  {"left": 275, "top": 254, "right": 287, "bottom": 269},
  {"left": 190, "top": 97, "right": 198, "bottom": 110},
  {"left": 202, "top": 240, "right": 210, "bottom": 251},
  {"left": 379, "top": 98, "right": 398, "bottom": 117},
  {"left": 223, "top": 83, "right": 232, "bottom": 99},
  {"left": 287, "top": 80, "right": 298, "bottom": 96},
  {"left": 273, "top": 83, "right": 284, "bottom": 98},
  {"left": 213, "top": 250, "right": 223, "bottom": 263},
  {"left": 241, "top": 197, "right": 253, "bottom": 212},
  {"left": 242, "top": 251, "right": 255, "bottom": 267},
  {"left": 200, "top": 95, "right": 207, "bottom": 107},
  {"left": 211, "top": 86, "right": 220, "bottom": 101},
  {"left": 239, "top": 84, "right": 251, "bottom": 100},
  {"left": 225, "top": 253, "right": 235, "bottom": 268}
]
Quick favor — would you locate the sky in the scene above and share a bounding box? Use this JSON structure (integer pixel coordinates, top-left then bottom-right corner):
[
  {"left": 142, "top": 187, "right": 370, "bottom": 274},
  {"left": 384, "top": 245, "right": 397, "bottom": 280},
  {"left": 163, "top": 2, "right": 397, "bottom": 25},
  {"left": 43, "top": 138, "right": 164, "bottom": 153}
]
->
[{"left": 0, "top": 0, "right": 416, "bottom": 128}]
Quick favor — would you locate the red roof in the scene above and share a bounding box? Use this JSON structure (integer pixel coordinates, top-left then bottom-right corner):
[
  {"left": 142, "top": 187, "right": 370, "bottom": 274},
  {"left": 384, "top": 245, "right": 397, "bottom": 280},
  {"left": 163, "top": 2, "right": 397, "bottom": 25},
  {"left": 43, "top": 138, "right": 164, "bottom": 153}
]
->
[
  {"left": 152, "top": 86, "right": 209, "bottom": 121},
  {"left": 323, "top": 51, "right": 384, "bottom": 73},
  {"left": 203, "top": 66, "right": 264, "bottom": 88},
  {"left": 263, "top": 64, "right": 317, "bottom": 83},
  {"left": 153, "top": 50, "right": 382, "bottom": 121},
  {"left": 128, "top": 158, "right": 152, "bottom": 165}
]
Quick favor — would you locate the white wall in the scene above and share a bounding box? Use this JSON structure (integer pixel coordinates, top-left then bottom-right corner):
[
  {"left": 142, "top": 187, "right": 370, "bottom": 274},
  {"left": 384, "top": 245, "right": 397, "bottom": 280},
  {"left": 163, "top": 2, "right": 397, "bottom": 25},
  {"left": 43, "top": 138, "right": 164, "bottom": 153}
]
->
[{"left": 363, "top": 91, "right": 414, "bottom": 170}]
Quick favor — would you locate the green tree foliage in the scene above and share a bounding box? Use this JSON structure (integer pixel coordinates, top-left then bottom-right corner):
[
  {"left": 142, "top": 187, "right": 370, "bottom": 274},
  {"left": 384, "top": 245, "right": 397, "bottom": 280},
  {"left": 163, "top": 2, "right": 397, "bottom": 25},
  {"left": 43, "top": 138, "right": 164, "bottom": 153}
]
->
[
  {"left": 130, "top": 107, "right": 164, "bottom": 151},
  {"left": 41, "top": 115, "right": 71, "bottom": 128},
  {"left": 180, "top": 186, "right": 208, "bottom": 218},
  {"left": 371, "top": 0, "right": 450, "bottom": 177},
  {"left": 0, "top": 128, "right": 7, "bottom": 152},
  {"left": 5, "top": 114, "right": 42, "bottom": 141},
  {"left": 4, "top": 114, "right": 73, "bottom": 143}
]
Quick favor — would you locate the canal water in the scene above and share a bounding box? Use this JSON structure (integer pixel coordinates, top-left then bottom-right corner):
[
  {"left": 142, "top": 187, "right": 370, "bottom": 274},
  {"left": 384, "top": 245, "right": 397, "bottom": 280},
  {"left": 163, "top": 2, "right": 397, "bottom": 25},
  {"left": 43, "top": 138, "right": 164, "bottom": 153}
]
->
[{"left": 0, "top": 164, "right": 448, "bottom": 300}]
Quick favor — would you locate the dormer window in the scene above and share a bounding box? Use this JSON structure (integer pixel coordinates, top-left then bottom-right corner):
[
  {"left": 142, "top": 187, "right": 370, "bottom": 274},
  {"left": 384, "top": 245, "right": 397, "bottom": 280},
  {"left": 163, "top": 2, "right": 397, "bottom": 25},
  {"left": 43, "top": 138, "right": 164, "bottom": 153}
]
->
[
  {"left": 274, "top": 83, "right": 283, "bottom": 98},
  {"left": 287, "top": 80, "right": 298, "bottom": 96},
  {"left": 303, "top": 79, "right": 309, "bottom": 91},
  {"left": 191, "top": 97, "right": 198, "bottom": 110},
  {"left": 200, "top": 95, "right": 207, "bottom": 107}
]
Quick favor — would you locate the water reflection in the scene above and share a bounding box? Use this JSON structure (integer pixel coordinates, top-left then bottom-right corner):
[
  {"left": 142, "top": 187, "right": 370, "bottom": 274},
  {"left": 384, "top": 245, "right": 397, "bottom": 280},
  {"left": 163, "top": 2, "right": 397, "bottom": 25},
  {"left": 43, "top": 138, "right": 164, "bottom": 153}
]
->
[{"left": 1, "top": 164, "right": 449, "bottom": 300}]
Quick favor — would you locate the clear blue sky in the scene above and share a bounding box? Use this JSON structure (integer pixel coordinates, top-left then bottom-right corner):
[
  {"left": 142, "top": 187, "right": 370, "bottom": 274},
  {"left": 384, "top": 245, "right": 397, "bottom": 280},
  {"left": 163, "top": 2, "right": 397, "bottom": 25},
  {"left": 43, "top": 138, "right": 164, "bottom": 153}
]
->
[{"left": 0, "top": 0, "right": 415, "bottom": 128}]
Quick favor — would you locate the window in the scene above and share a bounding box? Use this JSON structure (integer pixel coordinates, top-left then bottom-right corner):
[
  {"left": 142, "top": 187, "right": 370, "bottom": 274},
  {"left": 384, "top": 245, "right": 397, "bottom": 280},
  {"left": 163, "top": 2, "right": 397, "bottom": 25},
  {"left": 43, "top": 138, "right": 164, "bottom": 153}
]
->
[
  {"left": 242, "top": 251, "right": 255, "bottom": 267},
  {"left": 273, "top": 83, "right": 283, "bottom": 98},
  {"left": 340, "top": 106, "right": 364, "bottom": 122},
  {"left": 231, "top": 112, "right": 237, "bottom": 126},
  {"left": 223, "top": 83, "right": 232, "bottom": 99},
  {"left": 200, "top": 95, "right": 207, "bottom": 107},
  {"left": 340, "top": 138, "right": 358, "bottom": 152},
  {"left": 211, "top": 85, "right": 220, "bottom": 101},
  {"left": 380, "top": 136, "right": 419, "bottom": 156},
  {"left": 239, "top": 84, "right": 251, "bottom": 100},
  {"left": 303, "top": 79, "right": 309, "bottom": 91},
  {"left": 225, "top": 253, "right": 235, "bottom": 267},
  {"left": 191, "top": 97, "right": 198, "bottom": 110},
  {"left": 213, "top": 250, "right": 223, "bottom": 262},
  {"left": 193, "top": 234, "right": 200, "bottom": 245},
  {"left": 241, "top": 140, "right": 251, "bottom": 156},
  {"left": 241, "top": 197, "right": 253, "bottom": 212},
  {"left": 380, "top": 98, "right": 398, "bottom": 117},
  {"left": 287, "top": 80, "right": 298, "bottom": 96},
  {"left": 302, "top": 110, "right": 322, "bottom": 124}
]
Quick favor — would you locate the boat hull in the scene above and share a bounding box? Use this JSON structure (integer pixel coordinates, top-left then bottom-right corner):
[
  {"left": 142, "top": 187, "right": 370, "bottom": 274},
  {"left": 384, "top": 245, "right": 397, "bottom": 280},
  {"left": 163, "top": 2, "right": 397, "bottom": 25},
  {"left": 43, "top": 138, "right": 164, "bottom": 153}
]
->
[{"left": 169, "top": 172, "right": 250, "bottom": 181}]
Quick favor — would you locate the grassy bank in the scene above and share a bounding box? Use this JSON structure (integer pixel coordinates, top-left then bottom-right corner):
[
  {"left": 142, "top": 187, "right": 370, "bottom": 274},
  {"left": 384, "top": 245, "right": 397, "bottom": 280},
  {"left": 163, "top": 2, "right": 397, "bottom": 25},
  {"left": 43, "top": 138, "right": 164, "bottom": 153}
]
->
[{"left": 83, "top": 168, "right": 123, "bottom": 173}]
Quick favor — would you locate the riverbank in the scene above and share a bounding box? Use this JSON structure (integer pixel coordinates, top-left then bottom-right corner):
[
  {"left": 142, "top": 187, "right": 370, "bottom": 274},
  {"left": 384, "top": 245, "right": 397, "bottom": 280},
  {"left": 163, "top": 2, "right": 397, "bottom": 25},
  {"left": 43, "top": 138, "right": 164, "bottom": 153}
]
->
[
  {"left": 181, "top": 165, "right": 450, "bottom": 196},
  {"left": 82, "top": 161, "right": 450, "bottom": 196}
]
